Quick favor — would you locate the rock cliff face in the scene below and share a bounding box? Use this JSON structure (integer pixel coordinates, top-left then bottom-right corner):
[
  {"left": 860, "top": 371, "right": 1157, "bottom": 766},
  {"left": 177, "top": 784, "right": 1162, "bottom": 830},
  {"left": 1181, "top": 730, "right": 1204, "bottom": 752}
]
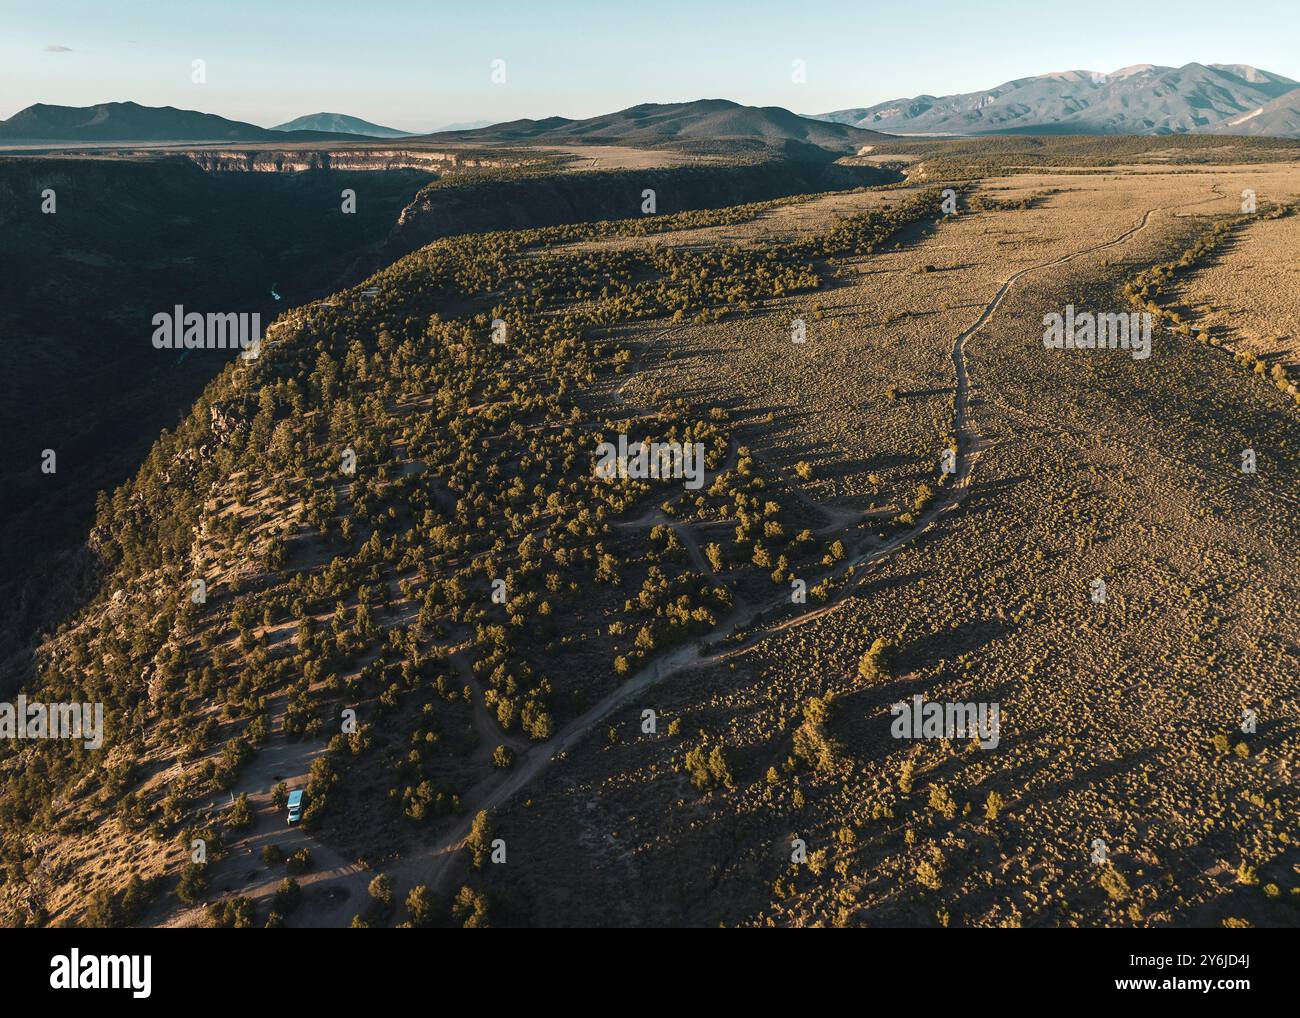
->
[
  {"left": 376, "top": 160, "right": 900, "bottom": 263},
  {"left": 0, "top": 149, "right": 893, "bottom": 665},
  {"left": 176, "top": 148, "right": 523, "bottom": 173},
  {"left": 0, "top": 156, "right": 431, "bottom": 664}
]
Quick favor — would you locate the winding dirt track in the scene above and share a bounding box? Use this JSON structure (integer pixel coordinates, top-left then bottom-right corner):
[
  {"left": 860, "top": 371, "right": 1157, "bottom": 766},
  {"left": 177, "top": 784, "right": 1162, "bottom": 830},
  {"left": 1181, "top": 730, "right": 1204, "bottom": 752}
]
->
[
  {"left": 168, "top": 177, "right": 1221, "bottom": 926},
  {"left": 948, "top": 198, "right": 1191, "bottom": 475},
  {"left": 401, "top": 188, "right": 1228, "bottom": 898}
]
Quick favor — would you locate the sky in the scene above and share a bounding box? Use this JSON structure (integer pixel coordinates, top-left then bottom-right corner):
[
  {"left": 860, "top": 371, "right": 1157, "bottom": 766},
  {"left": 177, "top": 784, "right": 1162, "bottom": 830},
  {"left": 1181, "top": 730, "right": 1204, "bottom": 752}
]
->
[{"left": 2, "top": 0, "right": 1299, "bottom": 131}]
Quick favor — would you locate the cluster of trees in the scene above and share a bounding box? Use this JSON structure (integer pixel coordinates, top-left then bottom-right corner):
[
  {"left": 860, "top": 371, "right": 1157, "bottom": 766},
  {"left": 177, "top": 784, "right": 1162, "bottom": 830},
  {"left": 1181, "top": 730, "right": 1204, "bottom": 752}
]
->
[
  {"left": 684, "top": 737, "right": 735, "bottom": 791},
  {"left": 0, "top": 170, "right": 951, "bottom": 925},
  {"left": 967, "top": 188, "right": 1058, "bottom": 212},
  {"left": 1124, "top": 200, "right": 1300, "bottom": 405},
  {"left": 878, "top": 134, "right": 1300, "bottom": 181}
]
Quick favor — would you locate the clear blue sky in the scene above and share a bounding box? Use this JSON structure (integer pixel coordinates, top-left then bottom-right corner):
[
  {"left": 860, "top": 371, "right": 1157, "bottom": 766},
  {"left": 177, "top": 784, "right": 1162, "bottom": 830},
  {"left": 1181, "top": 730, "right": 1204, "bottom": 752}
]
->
[{"left": 2, "top": 0, "right": 1298, "bottom": 130}]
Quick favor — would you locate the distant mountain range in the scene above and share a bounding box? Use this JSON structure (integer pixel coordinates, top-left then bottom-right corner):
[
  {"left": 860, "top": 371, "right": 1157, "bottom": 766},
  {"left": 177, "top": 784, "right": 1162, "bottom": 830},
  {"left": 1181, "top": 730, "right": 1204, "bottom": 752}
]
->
[
  {"left": 428, "top": 120, "right": 494, "bottom": 133},
  {"left": 0, "top": 99, "right": 882, "bottom": 156},
  {"left": 15, "top": 77, "right": 1297, "bottom": 152},
  {"left": 1220, "top": 89, "right": 1300, "bottom": 137},
  {"left": 271, "top": 112, "right": 414, "bottom": 138},
  {"left": 814, "top": 63, "right": 1300, "bottom": 137},
  {"left": 417, "top": 99, "right": 887, "bottom": 154},
  {"left": 0, "top": 101, "right": 344, "bottom": 142}
]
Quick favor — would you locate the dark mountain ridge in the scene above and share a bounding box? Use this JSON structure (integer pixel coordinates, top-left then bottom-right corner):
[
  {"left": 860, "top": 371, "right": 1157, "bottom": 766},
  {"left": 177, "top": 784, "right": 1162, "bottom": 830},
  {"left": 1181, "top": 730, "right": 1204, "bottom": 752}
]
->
[
  {"left": 0, "top": 101, "right": 354, "bottom": 142},
  {"left": 417, "top": 99, "right": 890, "bottom": 154}
]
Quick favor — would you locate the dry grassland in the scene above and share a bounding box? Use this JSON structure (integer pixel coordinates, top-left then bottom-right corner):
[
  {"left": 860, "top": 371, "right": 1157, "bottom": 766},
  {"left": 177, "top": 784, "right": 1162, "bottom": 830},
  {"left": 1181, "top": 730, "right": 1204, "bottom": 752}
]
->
[
  {"left": 468, "top": 164, "right": 1300, "bottom": 927},
  {"left": 1172, "top": 212, "right": 1300, "bottom": 371}
]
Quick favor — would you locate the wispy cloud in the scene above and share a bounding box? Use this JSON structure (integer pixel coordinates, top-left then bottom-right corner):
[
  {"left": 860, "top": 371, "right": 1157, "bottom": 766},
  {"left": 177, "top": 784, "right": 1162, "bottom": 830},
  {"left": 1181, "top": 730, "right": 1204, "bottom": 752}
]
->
[{"left": 45, "top": 45, "right": 74, "bottom": 53}]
